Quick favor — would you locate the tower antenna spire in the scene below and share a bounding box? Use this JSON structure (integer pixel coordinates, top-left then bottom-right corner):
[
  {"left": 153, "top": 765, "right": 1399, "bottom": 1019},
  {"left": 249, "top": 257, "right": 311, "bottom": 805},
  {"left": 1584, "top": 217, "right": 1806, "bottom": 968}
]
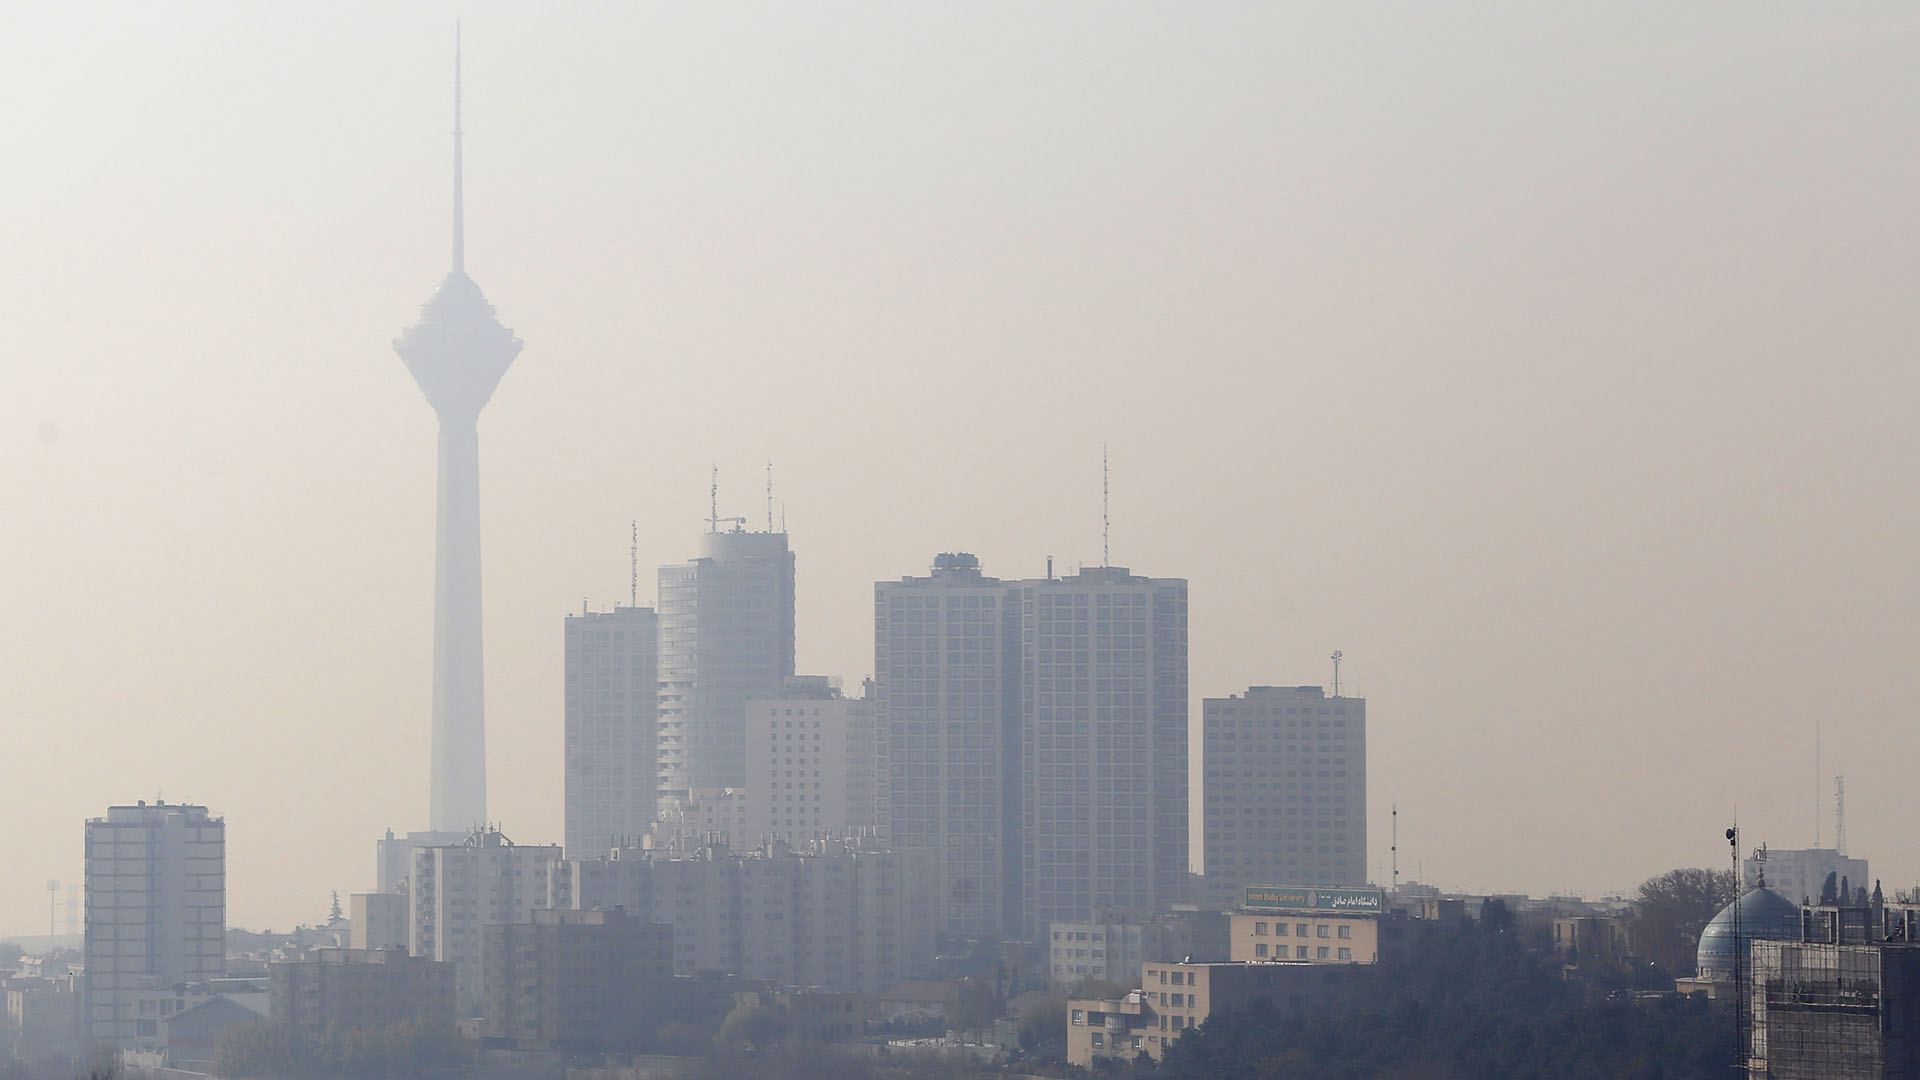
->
[
  {"left": 452, "top": 21, "right": 465, "bottom": 275},
  {"left": 630, "top": 520, "right": 638, "bottom": 607},
  {"left": 709, "top": 466, "right": 718, "bottom": 533},
  {"left": 766, "top": 461, "right": 774, "bottom": 532}
]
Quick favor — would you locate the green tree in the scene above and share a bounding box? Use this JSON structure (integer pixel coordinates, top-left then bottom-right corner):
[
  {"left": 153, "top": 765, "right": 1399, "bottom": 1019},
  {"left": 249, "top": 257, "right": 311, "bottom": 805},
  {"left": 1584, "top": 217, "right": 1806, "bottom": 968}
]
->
[
  {"left": 1628, "top": 867, "right": 1738, "bottom": 976},
  {"left": 950, "top": 979, "right": 999, "bottom": 1042},
  {"left": 1066, "top": 977, "right": 1130, "bottom": 1001},
  {"left": 1015, "top": 994, "right": 1066, "bottom": 1051}
]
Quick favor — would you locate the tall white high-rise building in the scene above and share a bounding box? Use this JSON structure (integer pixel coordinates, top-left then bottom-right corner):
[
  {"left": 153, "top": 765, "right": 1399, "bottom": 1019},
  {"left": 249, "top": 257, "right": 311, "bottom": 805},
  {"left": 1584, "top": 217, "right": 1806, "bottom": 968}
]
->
[
  {"left": 1199, "top": 685, "right": 1366, "bottom": 907},
  {"left": 83, "top": 802, "right": 225, "bottom": 1047},
  {"left": 657, "top": 528, "right": 795, "bottom": 812},
  {"left": 564, "top": 604, "right": 659, "bottom": 856},
  {"left": 1019, "top": 566, "right": 1189, "bottom": 934},
  {"left": 875, "top": 554, "right": 1019, "bottom": 938},
  {"left": 875, "top": 555, "right": 1189, "bottom": 940},
  {"left": 743, "top": 676, "right": 880, "bottom": 842},
  {"left": 410, "top": 828, "right": 561, "bottom": 1015}
]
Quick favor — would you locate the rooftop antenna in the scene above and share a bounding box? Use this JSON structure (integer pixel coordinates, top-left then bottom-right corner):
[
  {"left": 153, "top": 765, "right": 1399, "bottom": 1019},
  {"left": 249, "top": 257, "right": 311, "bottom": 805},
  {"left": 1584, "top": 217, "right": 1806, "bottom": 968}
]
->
[
  {"left": 1390, "top": 805, "right": 1398, "bottom": 895},
  {"left": 704, "top": 466, "right": 745, "bottom": 533},
  {"left": 1101, "top": 444, "right": 1110, "bottom": 567},
  {"left": 629, "top": 520, "right": 638, "bottom": 607},
  {"left": 452, "top": 21, "right": 464, "bottom": 275},
  {"left": 766, "top": 461, "right": 774, "bottom": 532},
  {"left": 1331, "top": 650, "right": 1344, "bottom": 698},
  {"left": 1815, "top": 721, "right": 1821, "bottom": 848},
  {"left": 1835, "top": 774, "right": 1847, "bottom": 856},
  {"left": 1728, "top": 823, "right": 1745, "bottom": 1072}
]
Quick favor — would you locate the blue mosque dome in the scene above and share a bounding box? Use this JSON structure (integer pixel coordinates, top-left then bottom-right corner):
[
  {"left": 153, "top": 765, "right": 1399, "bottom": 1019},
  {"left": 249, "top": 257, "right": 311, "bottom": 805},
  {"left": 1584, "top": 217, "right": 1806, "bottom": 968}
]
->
[{"left": 1695, "top": 887, "right": 1800, "bottom": 978}]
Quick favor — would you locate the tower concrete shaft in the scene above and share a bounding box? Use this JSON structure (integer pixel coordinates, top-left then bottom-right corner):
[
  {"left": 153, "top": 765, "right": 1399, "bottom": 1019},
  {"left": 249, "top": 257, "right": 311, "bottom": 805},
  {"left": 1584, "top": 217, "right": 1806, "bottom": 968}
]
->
[{"left": 394, "top": 31, "right": 522, "bottom": 832}]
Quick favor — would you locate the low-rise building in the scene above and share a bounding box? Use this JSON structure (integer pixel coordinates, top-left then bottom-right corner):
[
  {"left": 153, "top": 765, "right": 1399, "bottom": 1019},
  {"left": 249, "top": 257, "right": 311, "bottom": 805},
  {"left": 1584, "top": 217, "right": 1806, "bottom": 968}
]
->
[
  {"left": 1068, "top": 960, "right": 1367, "bottom": 1065},
  {"left": 766, "top": 989, "right": 863, "bottom": 1043},
  {"left": 162, "top": 997, "right": 258, "bottom": 1072},
  {"left": 481, "top": 908, "right": 673, "bottom": 1053},
  {"left": 1049, "top": 908, "right": 1232, "bottom": 986},
  {"left": 1552, "top": 916, "right": 1632, "bottom": 971},
  {"left": 1230, "top": 910, "right": 1376, "bottom": 964},
  {"left": 270, "top": 948, "right": 453, "bottom": 1036},
  {"left": 1229, "top": 885, "right": 1383, "bottom": 964},
  {"left": 3, "top": 974, "right": 80, "bottom": 1066}
]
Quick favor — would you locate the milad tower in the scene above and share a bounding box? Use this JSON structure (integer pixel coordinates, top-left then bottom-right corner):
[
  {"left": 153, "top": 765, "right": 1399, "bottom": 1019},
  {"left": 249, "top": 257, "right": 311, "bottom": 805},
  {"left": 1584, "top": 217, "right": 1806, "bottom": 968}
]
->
[{"left": 394, "top": 33, "right": 522, "bottom": 832}]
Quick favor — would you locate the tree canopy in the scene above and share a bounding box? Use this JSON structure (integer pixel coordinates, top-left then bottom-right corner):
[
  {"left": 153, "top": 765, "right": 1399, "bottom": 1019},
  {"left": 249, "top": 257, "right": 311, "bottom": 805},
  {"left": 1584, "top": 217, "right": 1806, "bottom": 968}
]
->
[
  {"left": 1160, "top": 911, "right": 1732, "bottom": 1080},
  {"left": 1627, "top": 867, "right": 1737, "bottom": 976}
]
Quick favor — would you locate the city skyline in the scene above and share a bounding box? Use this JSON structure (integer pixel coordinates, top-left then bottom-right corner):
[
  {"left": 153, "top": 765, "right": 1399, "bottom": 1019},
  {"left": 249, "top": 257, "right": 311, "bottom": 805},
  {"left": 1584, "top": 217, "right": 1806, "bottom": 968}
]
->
[{"left": 7, "top": 5, "right": 1920, "bottom": 936}]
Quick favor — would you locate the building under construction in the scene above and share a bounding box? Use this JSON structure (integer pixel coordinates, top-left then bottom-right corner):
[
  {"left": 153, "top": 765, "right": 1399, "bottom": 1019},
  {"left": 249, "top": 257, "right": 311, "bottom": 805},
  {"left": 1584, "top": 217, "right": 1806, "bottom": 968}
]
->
[{"left": 1748, "top": 900, "right": 1920, "bottom": 1078}]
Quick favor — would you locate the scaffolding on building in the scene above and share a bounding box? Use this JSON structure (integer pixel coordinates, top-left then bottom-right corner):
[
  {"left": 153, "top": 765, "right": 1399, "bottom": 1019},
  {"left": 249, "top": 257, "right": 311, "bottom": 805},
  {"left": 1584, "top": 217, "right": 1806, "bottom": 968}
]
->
[{"left": 1749, "top": 932, "right": 1920, "bottom": 1079}]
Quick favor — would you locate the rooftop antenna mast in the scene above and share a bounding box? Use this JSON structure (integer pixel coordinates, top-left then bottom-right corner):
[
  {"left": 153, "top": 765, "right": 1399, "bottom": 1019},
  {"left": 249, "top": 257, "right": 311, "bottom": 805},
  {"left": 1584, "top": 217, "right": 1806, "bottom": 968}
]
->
[
  {"left": 1390, "top": 805, "right": 1398, "bottom": 894},
  {"left": 629, "top": 520, "right": 638, "bottom": 607},
  {"left": 1331, "top": 650, "right": 1344, "bottom": 698},
  {"left": 766, "top": 461, "right": 774, "bottom": 532},
  {"left": 705, "top": 465, "right": 745, "bottom": 533},
  {"left": 1835, "top": 774, "right": 1847, "bottom": 856},
  {"left": 1102, "top": 444, "right": 1110, "bottom": 567}
]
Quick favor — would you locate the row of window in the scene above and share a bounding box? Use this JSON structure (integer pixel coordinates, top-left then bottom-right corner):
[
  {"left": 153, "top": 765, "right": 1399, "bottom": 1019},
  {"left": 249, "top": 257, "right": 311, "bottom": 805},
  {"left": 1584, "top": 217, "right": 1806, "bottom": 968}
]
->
[
  {"left": 1251, "top": 921, "right": 1352, "bottom": 939},
  {"left": 1254, "top": 944, "right": 1350, "bottom": 960}
]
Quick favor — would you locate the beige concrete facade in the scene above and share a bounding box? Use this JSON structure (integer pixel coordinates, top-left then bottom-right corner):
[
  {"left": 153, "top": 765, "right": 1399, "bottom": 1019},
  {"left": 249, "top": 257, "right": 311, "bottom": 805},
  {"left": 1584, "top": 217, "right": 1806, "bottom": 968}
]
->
[
  {"left": 1229, "top": 911, "right": 1376, "bottom": 964},
  {"left": 744, "top": 677, "right": 880, "bottom": 842}
]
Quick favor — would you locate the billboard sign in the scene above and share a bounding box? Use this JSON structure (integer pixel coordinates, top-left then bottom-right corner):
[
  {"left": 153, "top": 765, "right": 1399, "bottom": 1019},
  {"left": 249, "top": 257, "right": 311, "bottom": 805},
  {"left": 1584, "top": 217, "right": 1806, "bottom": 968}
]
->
[{"left": 1242, "top": 885, "right": 1384, "bottom": 914}]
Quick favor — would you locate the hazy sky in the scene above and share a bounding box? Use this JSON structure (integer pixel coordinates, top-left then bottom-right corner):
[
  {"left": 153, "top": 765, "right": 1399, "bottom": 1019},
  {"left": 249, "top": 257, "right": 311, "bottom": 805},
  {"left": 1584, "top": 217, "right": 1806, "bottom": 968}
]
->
[{"left": 5, "top": 3, "right": 1918, "bottom": 936}]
